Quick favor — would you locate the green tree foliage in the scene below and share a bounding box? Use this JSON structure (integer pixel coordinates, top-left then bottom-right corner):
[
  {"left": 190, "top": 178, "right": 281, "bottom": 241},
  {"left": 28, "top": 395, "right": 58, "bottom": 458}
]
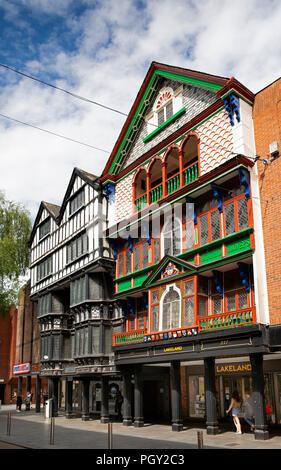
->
[{"left": 0, "top": 192, "right": 32, "bottom": 315}]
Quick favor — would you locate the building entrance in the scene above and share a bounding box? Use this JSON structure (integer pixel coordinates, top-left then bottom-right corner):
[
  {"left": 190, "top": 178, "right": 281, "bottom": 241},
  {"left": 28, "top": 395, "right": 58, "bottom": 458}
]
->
[
  {"left": 143, "top": 380, "right": 169, "bottom": 422},
  {"left": 0, "top": 385, "right": 5, "bottom": 404},
  {"left": 222, "top": 376, "right": 252, "bottom": 418}
]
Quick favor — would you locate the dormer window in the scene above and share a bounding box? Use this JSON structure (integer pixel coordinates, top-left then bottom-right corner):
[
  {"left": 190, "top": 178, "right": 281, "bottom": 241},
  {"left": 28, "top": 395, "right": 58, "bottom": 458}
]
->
[{"left": 144, "top": 85, "right": 185, "bottom": 143}]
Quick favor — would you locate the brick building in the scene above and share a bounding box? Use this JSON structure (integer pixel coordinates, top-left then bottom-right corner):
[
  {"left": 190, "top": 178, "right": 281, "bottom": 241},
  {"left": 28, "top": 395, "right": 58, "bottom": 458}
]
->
[
  {"left": 252, "top": 78, "right": 281, "bottom": 326},
  {"left": 0, "top": 305, "right": 17, "bottom": 404}
]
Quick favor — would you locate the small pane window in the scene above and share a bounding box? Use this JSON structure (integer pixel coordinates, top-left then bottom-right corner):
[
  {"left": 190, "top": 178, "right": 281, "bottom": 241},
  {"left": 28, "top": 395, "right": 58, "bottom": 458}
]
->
[
  {"left": 199, "top": 297, "right": 208, "bottom": 317},
  {"left": 213, "top": 296, "right": 222, "bottom": 315},
  {"left": 142, "top": 243, "right": 148, "bottom": 268},
  {"left": 225, "top": 202, "right": 235, "bottom": 236},
  {"left": 238, "top": 290, "right": 248, "bottom": 309},
  {"left": 211, "top": 210, "right": 220, "bottom": 241},
  {"left": 184, "top": 297, "right": 194, "bottom": 326},
  {"left": 200, "top": 214, "right": 209, "bottom": 245},
  {"left": 125, "top": 251, "right": 131, "bottom": 275},
  {"left": 185, "top": 222, "right": 193, "bottom": 251},
  {"left": 184, "top": 281, "right": 194, "bottom": 296},
  {"left": 151, "top": 289, "right": 159, "bottom": 304},
  {"left": 154, "top": 238, "right": 160, "bottom": 264},
  {"left": 151, "top": 305, "right": 159, "bottom": 332},
  {"left": 118, "top": 253, "right": 124, "bottom": 277},
  {"left": 158, "top": 108, "right": 165, "bottom": 126},
  {"left": 134, "top": 246, "right": 140, "bottom": 271},
  {"left": 237, "top": 198, "right": 248, "bottom": 231},
  {"left": 226, "top": 293, "right": 236, "bottom": 312}
]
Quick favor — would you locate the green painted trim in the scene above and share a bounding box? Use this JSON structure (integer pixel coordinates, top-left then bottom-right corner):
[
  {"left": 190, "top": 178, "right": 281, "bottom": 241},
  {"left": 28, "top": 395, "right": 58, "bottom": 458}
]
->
[
  {"left": 102, "top": 180, "right": 116, "bottom": 187},
  {"left": 108, "top": 68, "right": 224, "bottom": 176},
  {"left": 109, "top": 72, "right": 158, "bottom": 175},
  {"left": 155, "top": 70, "right": 223, "bottom": 91},
  {"left": 114, "top": 228, "right": 253, "bottom": 285},
  {"left": 114, "top": 106, "right": 224, "bottom": 185},
  {"left": 143, "top": 107, "right": 186, "bottom": 143},
  {"left": 108, "top": 166, "right": 251, "bottom": 238}
]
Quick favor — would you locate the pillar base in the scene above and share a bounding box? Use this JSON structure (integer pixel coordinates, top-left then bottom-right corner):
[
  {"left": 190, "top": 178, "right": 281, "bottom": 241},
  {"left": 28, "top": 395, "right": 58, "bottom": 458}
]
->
[
  {"left": 101, "top": 416, "right": 109, "bottom": 424},
  {"left": 206, "top": 425, "right": 220, "bottom": 435},
  {"left": 82, "top": 414, "right": 90, "bottom": 421},
  {"left": 123, "top": 418, "right": 133, "bottom": 426},
  {"left": 65, "top": 412, "right": 74, "bottom": 419},
  {"left": 172, "top": 422, "right": 183, "bottom": 432},
  {"left": 254, "top": 429, "right": 269, "bottom": 440},
  {"left": 134, "top": 419, "right": 144, "bottom": 427}
]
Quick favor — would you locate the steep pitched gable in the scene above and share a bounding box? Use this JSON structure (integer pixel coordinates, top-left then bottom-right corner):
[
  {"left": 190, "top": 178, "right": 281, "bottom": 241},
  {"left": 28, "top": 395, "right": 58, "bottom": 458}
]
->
[{"left": 101, "top": 62, "right": 230, "bottom": 182}]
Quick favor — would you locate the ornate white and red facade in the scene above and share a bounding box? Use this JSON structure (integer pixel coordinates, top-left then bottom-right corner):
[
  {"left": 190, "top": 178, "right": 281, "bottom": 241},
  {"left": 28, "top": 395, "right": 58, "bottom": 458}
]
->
[{"left": 101, "top": 62, "right": 275, "bottom": 436}]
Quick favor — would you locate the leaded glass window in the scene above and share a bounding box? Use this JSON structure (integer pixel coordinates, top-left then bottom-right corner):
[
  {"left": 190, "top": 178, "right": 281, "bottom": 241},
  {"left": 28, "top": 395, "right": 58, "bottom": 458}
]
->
[
  {"left": 183, "top": 297, "right": 194, "bottom": 326},
  {"left": 142, "top": 243, "right": 148, "bottom": 268},
  {"left": 224, "top": 202, "right": 235, "bottom": 236},
  {"left": 162, "top": 287, "right": 181, "bottom": 330},
  {"left": 134, "top": 246, "right": 140, "bottom": 271},
  {"left": 199, "top": 214, "right": 209, "bottom": 245},
  {"left": 237, "top": 198, "right": 248, "bottom": 231},
  {"left": 226, "top": 292, "right": 236, "bottom": 312},
  {"left": 163, "top": 218, "right": 181, "bottom": 256},
  {"left": 154, "top": 238, "right": 160, "bottom": 264},
  {"left": 211, "top": 210, "right": 220, "bottom": 241},
  {"left": 185, "top": 222, "right": 193, "bottom": 251},
  {"left": 151, "top": 305, "right": 159, "bottom": 332},
  {"left": 118, "top": 253, "right": 124, "bottom": 277},
  {"left": 125, "top": 251, "right": 131, "bottom": 274}
]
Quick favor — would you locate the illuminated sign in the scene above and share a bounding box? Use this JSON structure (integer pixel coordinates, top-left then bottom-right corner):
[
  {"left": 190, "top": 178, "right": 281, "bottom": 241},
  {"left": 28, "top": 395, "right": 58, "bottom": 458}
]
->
[
  {"left": 13, "top": 363, "right": 31, "bottom": 375},
  {"left": 164, "top": 346, "right": 183, "bottom": 353}
]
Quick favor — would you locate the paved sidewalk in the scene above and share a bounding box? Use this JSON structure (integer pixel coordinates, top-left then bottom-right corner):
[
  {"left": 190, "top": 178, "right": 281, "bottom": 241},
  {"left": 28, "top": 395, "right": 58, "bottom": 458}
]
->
[{"left": 0, "top": 405, "right": 280, "bottom": 450}]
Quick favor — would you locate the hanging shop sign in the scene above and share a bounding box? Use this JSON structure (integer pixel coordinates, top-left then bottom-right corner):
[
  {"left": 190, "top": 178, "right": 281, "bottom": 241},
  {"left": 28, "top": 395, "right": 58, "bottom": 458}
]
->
[
  {"left": 143, "top": 327, "right": 198, "bottom": 343},
  {"left": 13, "top": 363, "right": 31, "bottom": 375},
  {"left": 216, "top": 362, "right": 252, "bottom": 374}
]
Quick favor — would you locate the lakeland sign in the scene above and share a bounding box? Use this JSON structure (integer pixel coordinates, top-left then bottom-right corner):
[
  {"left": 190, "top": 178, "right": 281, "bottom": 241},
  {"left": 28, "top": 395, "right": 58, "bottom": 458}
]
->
[{"left": 216, "top": 362, "right": 252, "bottom": 374}]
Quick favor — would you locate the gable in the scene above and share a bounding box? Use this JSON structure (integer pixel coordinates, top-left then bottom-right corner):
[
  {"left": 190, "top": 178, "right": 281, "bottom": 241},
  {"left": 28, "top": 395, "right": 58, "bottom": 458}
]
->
[
  {"left": 102, "top": 63, "right": 229, "bottom": 180},
  {"left": 143, "top": 254, "right": 198, "bottom": 288},
  {"left": 122, "top": 78, "right": 219, "bottom": 171}
]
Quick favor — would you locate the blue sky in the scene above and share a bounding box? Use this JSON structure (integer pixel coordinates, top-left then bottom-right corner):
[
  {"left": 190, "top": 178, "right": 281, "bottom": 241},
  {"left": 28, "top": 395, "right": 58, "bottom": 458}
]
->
[{"left": 0, "top": 0, "right": 280, "bottom": 220}]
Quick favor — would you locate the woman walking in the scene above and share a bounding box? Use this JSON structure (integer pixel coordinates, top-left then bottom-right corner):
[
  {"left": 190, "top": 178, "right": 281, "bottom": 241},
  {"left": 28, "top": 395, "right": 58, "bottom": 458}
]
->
[{"left": 226, "top": 390, "right": 242, "bottom": 434}]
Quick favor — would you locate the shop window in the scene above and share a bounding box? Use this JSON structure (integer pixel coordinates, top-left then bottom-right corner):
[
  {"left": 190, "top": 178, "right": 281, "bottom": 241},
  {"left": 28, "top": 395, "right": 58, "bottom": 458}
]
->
[
  {"left": 161, "top": 285, "right": 181, "bottom": 330},
  {"left": 189, "top": 376, "right": 205, "bottom": 418}
]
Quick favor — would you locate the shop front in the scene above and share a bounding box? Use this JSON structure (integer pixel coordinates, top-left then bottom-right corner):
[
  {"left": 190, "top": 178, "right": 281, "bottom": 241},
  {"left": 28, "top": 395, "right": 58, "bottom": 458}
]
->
[{"left": 184, "top": 357, "right": 280, "bottom": 425}]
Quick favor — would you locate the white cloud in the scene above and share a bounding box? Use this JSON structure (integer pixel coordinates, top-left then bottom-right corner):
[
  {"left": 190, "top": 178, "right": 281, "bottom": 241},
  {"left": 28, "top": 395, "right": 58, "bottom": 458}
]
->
[{"left": 0, "top": 0, "right": 280, "bottom": 221}]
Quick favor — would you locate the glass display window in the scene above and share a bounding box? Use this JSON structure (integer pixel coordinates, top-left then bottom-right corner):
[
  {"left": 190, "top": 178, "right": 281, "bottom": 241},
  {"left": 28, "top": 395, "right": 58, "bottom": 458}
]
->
[{"left": 189, "top": 376, "right": 205, "bottom": 417}]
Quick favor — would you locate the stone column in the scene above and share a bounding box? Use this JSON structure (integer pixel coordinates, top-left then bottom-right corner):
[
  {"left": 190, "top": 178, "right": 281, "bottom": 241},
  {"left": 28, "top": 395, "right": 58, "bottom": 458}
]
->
[
  {"left": 250, "top": 353, "right": 269, "bottom": 440},
  {"left": 123, "top": 369, "right": 133, "bottom": 426},
  {"left": 18, "top": 376, "right": 23, "bottom": 395},
  {"left": 101, "top": 376, "right": 109, "bottom": 423},
  {"left": 26, "top": 375, "right": 31, "bottom": 392},
  {"left": 134, "top": 365, "right": 144, "bottom": 427},
  {"left": 82, "top": 378, "right": 90, "bottom": 421},
  {"left": 171, "top": 361, "right": 183, "bottom": 432},
  {"left": 204, "top": 357, "right": 219, "bottom": 435},
  {"left": 35, "top": 375, "right": 41, "bottom": 413},
  {"left": 65, "top": 378, "right": 73, "bottom": 419}
]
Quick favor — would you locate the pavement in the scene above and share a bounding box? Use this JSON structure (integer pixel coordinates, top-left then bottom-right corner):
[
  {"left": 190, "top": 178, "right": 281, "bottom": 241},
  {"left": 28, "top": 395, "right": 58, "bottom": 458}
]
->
[{"left": 0, "top": 404, "right": 281, "bottom": 451}]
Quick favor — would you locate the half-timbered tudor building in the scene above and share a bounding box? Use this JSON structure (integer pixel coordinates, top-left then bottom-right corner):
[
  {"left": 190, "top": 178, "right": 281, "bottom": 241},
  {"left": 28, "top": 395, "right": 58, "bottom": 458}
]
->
[
  {"left": 101, "top": 62, "right": 281, "bottom": 438},
  {"left": 29, "top": 167, "right": 123, "bottom": 421}
]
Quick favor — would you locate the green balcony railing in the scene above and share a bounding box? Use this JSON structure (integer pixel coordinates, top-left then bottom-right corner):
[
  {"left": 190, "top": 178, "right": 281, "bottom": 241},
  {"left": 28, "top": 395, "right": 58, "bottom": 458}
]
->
[
  {"left": 113, "top": 329, "right": 147, "bottom": 345},
  {"left": 150, "top": 184, "right": 163, "bottom": 203},
  {"left": 184, "top": 162, "right": 198, "bottom": 185},
  {"left": 135, "top": 194, "right": 147, "bottom": 211},
  {"left": 167, "top": 173, "right": 180, "bottom": 195},
  {"left": 199, "top": 307, "right": 256, "bottom": 331}
]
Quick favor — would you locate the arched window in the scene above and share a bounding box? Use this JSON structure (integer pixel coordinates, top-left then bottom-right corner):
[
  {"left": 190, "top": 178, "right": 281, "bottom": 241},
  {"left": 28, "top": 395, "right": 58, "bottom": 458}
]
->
[
  {"left": 165, "top": 148, "right": 180, "bottom": 195},
  {"left": 161, "top": 285, "right": 181, "bottom": 330},
  {"left": 149, "top": 158, "right": 163, "bottom": 203},
  {"left": 162, "top": 217, "right": 182, "bottom": 257},
  {"left": 181, "top": 135, "right": 199, "bottom": 185},
  {"left": 134, "top": 168, "right": 147, "bottom": 211}
]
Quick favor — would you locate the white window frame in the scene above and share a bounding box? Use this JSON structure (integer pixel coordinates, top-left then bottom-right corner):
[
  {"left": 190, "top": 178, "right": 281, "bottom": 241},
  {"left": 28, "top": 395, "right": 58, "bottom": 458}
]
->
[{"left": 159, "top": 283, "right": 182, "bottom": 331}]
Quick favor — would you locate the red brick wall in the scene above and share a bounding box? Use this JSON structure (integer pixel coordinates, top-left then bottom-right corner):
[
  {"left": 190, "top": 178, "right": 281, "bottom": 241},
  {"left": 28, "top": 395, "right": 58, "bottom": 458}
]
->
[{"left": 252, "top": 78, "right": 281, "bottom": 325}]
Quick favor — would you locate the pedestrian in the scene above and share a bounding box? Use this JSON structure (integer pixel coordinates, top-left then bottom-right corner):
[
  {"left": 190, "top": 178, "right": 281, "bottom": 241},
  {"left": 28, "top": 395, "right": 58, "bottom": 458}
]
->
[
  {"left": 226, "top": 390, "right": 243, "bottom": 434},
  {"left": 243, "top": 390, "right": 255, "bottom": 431},
  {"left": 24, "top": 392, "right": 32, "bottom": 411},
  {"left": 16, "top": 393, "right": 22, "bottom": 412}
]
